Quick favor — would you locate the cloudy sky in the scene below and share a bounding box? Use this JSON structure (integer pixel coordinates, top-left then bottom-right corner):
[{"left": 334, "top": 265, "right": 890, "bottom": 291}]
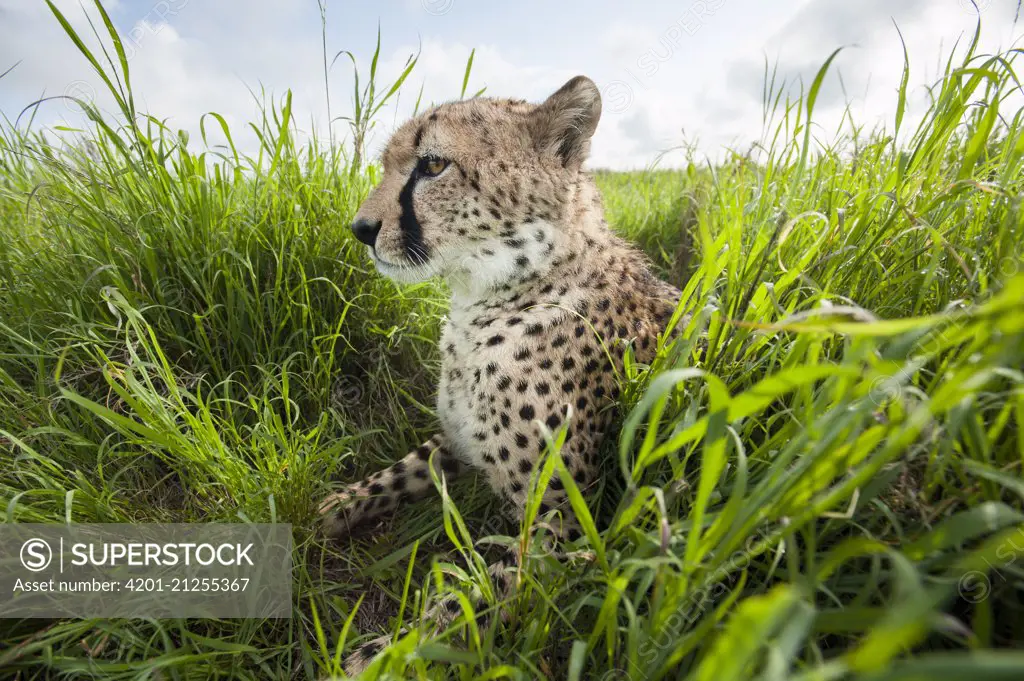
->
[{"left": 1, "top": 0, "right": 1021, "bottom": 169}]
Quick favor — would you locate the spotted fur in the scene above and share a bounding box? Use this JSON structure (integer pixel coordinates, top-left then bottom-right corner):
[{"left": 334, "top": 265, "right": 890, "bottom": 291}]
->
[{"left": 319, "top": 75, "right": 684, "bottom": 674}]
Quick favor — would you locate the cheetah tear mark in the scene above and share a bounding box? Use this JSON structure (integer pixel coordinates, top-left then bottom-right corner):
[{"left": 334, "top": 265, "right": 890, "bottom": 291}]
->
[{"left": 399, "top": 168, "right": 429, "bottom": 265}]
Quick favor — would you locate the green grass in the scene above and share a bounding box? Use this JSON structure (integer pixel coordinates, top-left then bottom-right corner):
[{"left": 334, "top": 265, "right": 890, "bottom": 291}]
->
[{"left": 2, "top": 5, "right": 1024, "bottom": 680}]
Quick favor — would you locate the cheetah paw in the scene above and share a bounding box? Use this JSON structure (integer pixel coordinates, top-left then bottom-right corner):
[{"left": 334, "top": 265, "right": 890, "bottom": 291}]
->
[
  {"left": 343, "top": 634, "right": 390, "bottom": 677},
  {"left": 318, "top": 491, "right": 357, "bottom": 539}
]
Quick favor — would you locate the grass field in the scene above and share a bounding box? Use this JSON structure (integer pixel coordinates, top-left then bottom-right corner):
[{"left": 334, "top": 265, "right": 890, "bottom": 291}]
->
[{"left": 2, "top": 6, "right": 1024, "bottom": 680}]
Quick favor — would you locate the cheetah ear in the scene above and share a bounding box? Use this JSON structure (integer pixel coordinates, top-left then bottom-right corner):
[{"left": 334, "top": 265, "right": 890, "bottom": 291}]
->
[{"left": 529, "top": 75, "right": 602, "bottom": 169}]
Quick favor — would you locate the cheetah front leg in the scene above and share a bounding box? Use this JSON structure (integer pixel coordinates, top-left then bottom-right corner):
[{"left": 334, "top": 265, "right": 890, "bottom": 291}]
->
[
  {"left": 342, "top": 444, "right": 598, "bottom": 674},
  {"left": 494, "top": 464, "right": 593, "bottom": 558},
  {"left": 318, "top": 434, "right": 464, "bottom": 538},
  {"left": 342, "top": 552, "right": 517, "bottom": 676}
]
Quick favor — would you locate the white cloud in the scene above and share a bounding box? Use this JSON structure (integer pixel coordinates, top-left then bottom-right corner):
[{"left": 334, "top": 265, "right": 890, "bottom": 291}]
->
[
  {"left": 587, "top": 0, "right": 1024, "bottom": 167},
  {"left": 361, "top": 40, "right": 578, "bottom": 158},
  {"left": 1, "top": 0, "right": 327, "bottom": 154},
  {"left": 2, "top": 0, "right": 1021, "bottom": 170}
]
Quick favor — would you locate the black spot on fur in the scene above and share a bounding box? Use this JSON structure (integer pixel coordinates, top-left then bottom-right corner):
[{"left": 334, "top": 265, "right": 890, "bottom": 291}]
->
[
  {"left": 441, "top": 454, "right": 460, "bottom": 474},
  {"left": 362, "top": 639, "right": 384, "bottom": 656}
]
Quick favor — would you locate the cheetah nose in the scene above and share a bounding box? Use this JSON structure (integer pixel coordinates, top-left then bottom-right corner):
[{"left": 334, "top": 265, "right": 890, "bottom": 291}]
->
[{"left": 351, "top": 217, "right": 382, "bottom": 247}]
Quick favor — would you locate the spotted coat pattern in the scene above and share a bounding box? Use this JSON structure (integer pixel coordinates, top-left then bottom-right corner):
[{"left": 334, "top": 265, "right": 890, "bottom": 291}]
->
[{"left": 318, "top": 76, "right": 684, "bottom": 674}]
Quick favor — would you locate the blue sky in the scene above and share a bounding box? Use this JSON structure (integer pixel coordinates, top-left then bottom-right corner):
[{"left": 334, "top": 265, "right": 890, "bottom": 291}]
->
[{"left": 1, "top": 0, "right": 1021, "bottom": 168}]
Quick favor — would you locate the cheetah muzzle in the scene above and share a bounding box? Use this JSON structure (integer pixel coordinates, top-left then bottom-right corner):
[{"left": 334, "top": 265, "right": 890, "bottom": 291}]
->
[{"left": 320, "top": 74, "right": 684, "bottom": 675}]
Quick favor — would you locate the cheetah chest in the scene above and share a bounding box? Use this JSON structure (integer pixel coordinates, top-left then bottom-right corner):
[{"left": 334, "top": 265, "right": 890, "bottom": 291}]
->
[
  {"left": 436, "top": 298, "right": 584, "bottom": 471},
  {"left": 436, "top": 317, "right": 518, "bottom": 469}
]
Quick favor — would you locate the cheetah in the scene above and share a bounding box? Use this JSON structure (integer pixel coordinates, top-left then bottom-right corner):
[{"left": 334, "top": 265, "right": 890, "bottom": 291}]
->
[{"left": 319, "top": 75, "right": 684, "bottom": 673}]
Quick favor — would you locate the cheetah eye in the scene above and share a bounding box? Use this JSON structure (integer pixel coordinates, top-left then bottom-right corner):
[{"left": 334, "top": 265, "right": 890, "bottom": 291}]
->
[{"left": 417, "top": 155, "right": 450, "bottom": 177}]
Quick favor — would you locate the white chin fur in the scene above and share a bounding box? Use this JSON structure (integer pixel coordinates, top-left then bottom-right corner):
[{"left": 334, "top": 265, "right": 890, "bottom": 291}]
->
[{"left": 371, "top": 253, "right": 434, "bottom": 284}]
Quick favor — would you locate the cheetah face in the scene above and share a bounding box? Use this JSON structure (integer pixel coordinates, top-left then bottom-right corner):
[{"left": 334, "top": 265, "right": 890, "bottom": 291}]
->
[{"left": 350, "top": 76, "right": 602, "bottom": 290}]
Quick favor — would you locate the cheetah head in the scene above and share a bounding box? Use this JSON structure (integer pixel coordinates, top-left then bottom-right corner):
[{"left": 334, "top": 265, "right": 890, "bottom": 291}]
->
[{"left": 349, "top": 75, "right": 602, "bottom": 289}]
